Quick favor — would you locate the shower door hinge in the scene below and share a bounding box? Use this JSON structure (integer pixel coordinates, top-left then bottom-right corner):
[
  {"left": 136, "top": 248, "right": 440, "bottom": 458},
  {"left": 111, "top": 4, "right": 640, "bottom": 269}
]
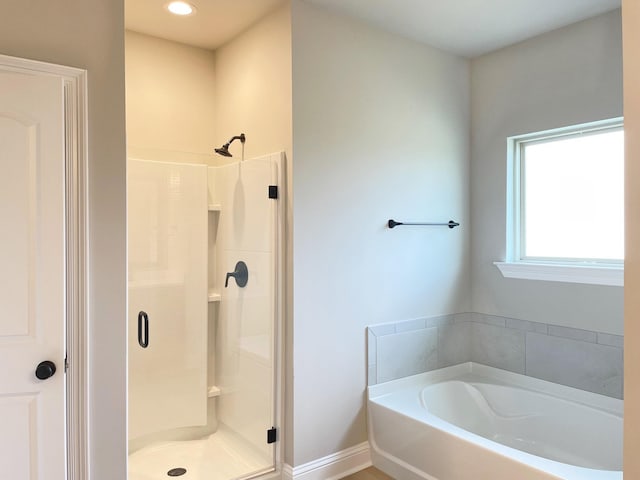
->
[
  {"left": 267, "top": 427, "right": 277, "bottom": 444},
  {"left": 64, "top": 354, "right": 69, "bottom": 373},
  {"left": 268, "top": 185, "right": 278, "bottom": 199}
]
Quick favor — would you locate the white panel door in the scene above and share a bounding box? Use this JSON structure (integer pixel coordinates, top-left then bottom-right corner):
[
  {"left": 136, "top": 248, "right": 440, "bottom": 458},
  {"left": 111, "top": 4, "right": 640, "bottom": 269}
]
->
[{"left": 0, "top": 72, "right": 66, "bottom": 479}]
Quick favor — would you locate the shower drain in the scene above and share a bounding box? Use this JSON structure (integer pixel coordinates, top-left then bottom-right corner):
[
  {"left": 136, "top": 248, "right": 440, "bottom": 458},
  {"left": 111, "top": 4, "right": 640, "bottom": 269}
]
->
[{"left": 167, "top": 467, "right": 187, "bottom": 477}]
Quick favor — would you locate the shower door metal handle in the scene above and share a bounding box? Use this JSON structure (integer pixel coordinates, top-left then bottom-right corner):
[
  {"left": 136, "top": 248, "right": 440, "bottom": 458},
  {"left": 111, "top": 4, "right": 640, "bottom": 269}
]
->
[{"left": 138, "top": 311, "right": 149, "bottom": 348}]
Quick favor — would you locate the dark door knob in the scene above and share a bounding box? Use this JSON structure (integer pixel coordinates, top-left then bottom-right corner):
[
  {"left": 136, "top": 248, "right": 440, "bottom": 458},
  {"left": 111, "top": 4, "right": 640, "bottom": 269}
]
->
[{"left": 35, "top": 360, "right": 57, "bottom": 380}]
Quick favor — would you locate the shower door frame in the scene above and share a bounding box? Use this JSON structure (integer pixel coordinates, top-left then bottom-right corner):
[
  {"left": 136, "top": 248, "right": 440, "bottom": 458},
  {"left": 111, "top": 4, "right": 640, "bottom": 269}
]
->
[
  {"left": 272, "top": 153, "right": 286, "bottom": 477},
  {"left": 259, "top": 152, "right": 287, "bottom": 478},
  {"left": 0, "top": 54, "right": 90, "bottom": 480}
]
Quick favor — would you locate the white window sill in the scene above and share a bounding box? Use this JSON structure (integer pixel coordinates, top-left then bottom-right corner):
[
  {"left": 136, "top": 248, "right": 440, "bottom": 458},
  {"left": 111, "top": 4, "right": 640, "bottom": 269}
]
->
[{"left": 494, "top": 262, "right": 623, "bottom": 286}]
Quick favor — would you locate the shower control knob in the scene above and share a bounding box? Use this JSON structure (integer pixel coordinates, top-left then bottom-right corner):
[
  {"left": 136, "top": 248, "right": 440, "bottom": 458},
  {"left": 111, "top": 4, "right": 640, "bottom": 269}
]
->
[
  {"left": 35, "top": 360, "right": 57, "bottom": 380},
  {"left": 225, "top": 261, "right": 249, "bottom": 288}
]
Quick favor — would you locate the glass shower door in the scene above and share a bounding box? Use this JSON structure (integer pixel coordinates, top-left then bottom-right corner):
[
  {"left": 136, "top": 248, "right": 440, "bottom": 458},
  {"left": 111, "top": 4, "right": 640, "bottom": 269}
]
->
[
  {"left": 128, "top": 159, "right": 208, "bottom": 441},
  {"left": 209, "top": 153, "right": 282, "bottom": 477}
]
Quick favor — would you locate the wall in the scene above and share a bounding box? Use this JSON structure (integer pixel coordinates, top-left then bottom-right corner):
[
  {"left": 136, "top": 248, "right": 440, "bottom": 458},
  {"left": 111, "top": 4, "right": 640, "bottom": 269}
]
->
[
  {"left": 623, "top": 0, "right": 640, "bottom": 475},
  {"left": 291, "top": 0, "right": 470, "bottom": 465},
  {"left": 470, "top": 10, "right": 624, "bottom": 335},
  {"left": 0, "top": 1, "right": 127, "bottom": 479},
  {"left": 125, "top": 31, "right": 216, "bottom": 164},
  {"left": 214, "top": 3, "right": 293, "bottom": 163},
  {"left": 125, "top": 3, "right": 292, "bottom": 164},
  {"left": 368, "top": 314, "right": 623, "bottom": 398},
  {"left": 124, "top": 30, "right": 220, "bottom": 457},
  {"left": 212, "top": 2, "right": 294, "bottom": 465}
]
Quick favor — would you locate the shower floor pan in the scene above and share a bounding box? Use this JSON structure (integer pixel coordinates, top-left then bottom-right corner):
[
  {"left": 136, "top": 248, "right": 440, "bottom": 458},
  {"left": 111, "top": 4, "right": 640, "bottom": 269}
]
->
[{"left": 129, "top": 426, "right": 273, "bottom": 480}]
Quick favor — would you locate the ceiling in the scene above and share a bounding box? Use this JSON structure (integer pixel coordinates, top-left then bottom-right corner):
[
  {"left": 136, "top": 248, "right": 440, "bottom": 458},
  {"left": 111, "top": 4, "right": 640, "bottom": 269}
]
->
[
  {"left": 125, "top": 0, "right": 620, "bottom": 56},
  {"left": 307, "top": 0, "right": 621, "bottom": 57},
  {"left": 125, "top": 0, "right": 285, "bottom": 50}
]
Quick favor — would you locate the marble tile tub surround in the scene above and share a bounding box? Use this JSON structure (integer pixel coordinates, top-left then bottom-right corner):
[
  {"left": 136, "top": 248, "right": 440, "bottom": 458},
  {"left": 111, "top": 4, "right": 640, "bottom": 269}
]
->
[{"left": 367, "top": 313, "right": 623, "bottom": 399}]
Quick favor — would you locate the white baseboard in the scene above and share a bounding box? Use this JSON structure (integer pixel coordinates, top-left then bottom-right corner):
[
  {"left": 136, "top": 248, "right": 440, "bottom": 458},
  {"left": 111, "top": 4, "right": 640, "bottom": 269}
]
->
[{"left": 283, "top": 442, "right": 371, "bottom": 480}]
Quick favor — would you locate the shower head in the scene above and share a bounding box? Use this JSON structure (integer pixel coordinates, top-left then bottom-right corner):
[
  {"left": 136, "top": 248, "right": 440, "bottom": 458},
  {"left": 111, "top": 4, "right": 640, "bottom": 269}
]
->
[
  {"left": 214, "top": 145, "right": 232, "bottom": 157},
  {"left": 214, "top": 133, "right": 245, "bottom": 157}
]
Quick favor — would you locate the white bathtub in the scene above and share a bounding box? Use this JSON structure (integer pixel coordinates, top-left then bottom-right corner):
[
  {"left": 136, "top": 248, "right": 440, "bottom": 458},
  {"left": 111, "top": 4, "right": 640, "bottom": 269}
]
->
[{"left": 367, "top": 363, "right": 622, "bottom": 480}]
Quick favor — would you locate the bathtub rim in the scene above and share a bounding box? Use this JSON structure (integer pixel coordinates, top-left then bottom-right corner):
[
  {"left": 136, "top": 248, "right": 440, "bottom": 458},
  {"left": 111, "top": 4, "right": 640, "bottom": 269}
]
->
[{"left": 367, "top": 362, "right": 622, "bottom": 480}]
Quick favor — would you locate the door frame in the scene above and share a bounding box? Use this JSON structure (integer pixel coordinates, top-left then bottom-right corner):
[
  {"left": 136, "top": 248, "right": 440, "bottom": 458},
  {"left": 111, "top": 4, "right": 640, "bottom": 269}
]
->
[{"left": 0, "top": 53, "right": 89, "bottom": 479}]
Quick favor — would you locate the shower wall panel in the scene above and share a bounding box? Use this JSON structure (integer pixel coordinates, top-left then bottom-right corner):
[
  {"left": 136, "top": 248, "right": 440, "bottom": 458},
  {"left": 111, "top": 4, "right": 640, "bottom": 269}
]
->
[
  {"left": 208, "top": 153, "right": 281, "bottom": 461},
  {"left": 128, "top": 159, "right": 208, "bottom": 441}
]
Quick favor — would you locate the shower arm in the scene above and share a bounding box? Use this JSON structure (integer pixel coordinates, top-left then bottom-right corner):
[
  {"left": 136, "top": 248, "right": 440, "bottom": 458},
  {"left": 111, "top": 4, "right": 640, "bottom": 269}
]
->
[{"left": 225, "top": 134, "right": 246, "bottom": 147}]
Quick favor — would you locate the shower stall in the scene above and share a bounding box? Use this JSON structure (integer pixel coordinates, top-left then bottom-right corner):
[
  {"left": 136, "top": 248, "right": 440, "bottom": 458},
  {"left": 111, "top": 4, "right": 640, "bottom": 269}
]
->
[{"left": 127, "top": 152, "right": 284, "bottom": 480}]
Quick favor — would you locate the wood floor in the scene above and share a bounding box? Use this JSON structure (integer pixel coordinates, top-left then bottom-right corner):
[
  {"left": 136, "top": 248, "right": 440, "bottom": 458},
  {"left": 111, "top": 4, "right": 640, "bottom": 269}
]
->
[{"left": 341, "top": 466, "right": 394, "bottom": 480}]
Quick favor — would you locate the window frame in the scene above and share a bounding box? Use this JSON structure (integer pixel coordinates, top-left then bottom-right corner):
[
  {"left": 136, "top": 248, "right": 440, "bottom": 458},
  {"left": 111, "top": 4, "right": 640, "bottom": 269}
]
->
[{"left": 495, "top": 117, "right": 624, "bottom": 286}]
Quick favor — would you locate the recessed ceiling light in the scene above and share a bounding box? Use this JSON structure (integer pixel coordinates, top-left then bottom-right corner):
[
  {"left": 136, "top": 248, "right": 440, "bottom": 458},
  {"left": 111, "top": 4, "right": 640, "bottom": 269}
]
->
[{"left": 166, "top": 1, "right": 195, "bottom": 16}]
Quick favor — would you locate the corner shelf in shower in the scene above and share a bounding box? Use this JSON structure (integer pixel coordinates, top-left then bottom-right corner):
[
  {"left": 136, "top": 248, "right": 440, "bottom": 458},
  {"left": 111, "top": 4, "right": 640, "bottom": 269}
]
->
[
  {"left": 208, "top": 290, "right": 221, "bottom": 303},
  {"left": 207, "top": 385, "right": 221, "bottom": 398},
  {"left": 208, "top": 204, "right": 221, "bottom": 212}
]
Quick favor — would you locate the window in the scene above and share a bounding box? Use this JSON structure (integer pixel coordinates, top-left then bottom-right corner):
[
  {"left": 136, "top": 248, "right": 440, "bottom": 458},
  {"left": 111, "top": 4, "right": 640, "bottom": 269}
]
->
[{"left": 495, "top": 118, "right": 624, "bottom": 286}]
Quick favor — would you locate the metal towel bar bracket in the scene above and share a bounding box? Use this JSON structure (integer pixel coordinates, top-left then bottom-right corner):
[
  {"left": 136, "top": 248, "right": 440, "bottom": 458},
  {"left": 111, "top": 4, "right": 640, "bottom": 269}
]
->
[{"left": 388, "top": 219, "right": 460, "bottom": 229}]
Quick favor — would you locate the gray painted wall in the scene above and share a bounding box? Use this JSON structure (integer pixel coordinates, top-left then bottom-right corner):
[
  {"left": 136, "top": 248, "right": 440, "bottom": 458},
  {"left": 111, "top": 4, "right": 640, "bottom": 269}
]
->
[
  {"left": 292, "top": 0, "right": 470, "bottom": 466},
  {"left": 470, "top": 10, "right": 623, "bottom": 335}
]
